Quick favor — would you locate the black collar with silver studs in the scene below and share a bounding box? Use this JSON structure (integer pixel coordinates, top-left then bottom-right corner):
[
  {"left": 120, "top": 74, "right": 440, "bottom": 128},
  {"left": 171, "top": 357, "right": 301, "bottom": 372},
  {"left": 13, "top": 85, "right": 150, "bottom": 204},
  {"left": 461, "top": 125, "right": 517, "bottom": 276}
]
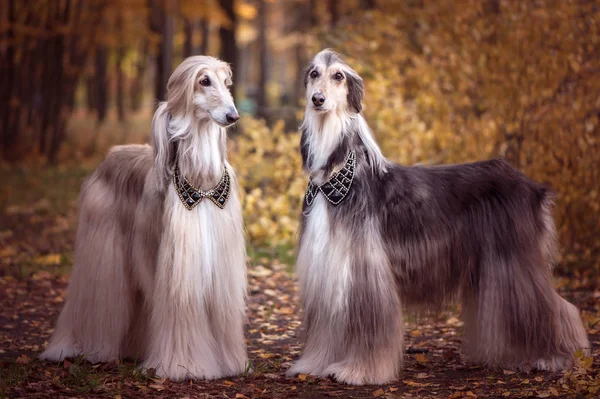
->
[
  {"left": 305, "top": 151, "right": 356, "bottom": 206},
  {"left": 173, "top": 163, "right": 231, "bottom": 210}
]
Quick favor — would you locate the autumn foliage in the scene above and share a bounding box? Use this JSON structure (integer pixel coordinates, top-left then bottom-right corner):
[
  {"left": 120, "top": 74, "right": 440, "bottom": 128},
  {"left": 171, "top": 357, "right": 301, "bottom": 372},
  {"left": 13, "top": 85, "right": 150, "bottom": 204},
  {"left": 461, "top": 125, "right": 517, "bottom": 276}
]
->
[
  {"left": 1, "top": 1, "right": 599, "bottom": 274},
  {"left": 233, "top": 1, "right": 600, "bottom": 274}
]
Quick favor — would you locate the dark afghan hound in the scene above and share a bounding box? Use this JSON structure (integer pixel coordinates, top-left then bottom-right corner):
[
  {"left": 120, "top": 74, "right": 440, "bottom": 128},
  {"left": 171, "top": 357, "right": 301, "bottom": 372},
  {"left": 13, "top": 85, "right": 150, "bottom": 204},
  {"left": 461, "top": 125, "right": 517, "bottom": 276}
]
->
[{"left": 287, "top": 49, "right": 590, "bottom": 385}]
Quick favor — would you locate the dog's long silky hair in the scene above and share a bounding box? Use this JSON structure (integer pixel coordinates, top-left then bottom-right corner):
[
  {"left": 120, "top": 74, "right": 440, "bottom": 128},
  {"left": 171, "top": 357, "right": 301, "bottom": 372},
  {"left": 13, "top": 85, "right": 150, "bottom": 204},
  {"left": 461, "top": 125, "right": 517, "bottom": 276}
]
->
[
  {"left": 288, "top": 49, "right": 590, "bottom": 385},
  {"left": 41, "top": 56, "right": 248, "bottom": 381}
]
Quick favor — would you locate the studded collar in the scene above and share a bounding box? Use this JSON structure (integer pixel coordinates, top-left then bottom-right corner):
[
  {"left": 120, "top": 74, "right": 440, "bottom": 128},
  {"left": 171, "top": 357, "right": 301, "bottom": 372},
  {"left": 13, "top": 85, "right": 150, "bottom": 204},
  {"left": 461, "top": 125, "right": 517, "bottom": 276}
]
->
[
  {"left": 173, "top": 163, "right": 231, "bottom": 210},
  {"left": 305, "top": 151, "right": 356, "bottom": 206}
]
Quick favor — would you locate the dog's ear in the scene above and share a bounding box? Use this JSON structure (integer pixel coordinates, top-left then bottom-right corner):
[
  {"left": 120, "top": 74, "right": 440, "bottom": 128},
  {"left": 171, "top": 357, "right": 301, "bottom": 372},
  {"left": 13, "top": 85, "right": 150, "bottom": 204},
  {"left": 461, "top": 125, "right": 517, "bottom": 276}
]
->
[
  {"left": 151, "top": 102, "right": 175, "bottom": 191},
  {"left": 167, "top": 64, "right": 203, "bottom": 118},
  {"left": 346, "top": 71, "right": 364, "bottom": 114},
  {"left": 224, "top": 63, "right": 233, "bottom": 87},
  {"left": 304, "top": 63, "right": 314, "bottom": 88}
]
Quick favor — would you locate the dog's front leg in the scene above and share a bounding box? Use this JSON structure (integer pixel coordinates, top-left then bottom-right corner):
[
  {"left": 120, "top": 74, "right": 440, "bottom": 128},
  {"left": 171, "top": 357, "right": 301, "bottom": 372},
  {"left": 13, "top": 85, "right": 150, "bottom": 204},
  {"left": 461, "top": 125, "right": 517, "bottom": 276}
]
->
[
  {"left": 286, "top": 313, "right": 345, "bottom": 377},
  {"left": 323, "top": 250, "right": 404, "bottom": 386}
]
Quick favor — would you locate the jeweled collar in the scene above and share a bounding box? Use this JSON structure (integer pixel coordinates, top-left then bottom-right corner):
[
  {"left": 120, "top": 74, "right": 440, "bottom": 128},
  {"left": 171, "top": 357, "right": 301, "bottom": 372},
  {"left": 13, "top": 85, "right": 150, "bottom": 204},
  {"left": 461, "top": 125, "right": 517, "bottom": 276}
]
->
[
  {"left": 173, "top": 163, "right": 231, "bottom": 210},
  {"left": 305, "top": 151, "right": 356, "bottom": 206}
]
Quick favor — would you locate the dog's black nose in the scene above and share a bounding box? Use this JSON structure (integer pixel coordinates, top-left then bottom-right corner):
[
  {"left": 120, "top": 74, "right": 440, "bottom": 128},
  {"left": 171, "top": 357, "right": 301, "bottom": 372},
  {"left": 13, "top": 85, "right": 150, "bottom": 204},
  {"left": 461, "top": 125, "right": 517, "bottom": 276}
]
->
[
  {"left": 226, "top": 112, "right": 239, "bottom": 124},
  {"left": 312, "top": 93, "right": 325, "bottom": 106}
]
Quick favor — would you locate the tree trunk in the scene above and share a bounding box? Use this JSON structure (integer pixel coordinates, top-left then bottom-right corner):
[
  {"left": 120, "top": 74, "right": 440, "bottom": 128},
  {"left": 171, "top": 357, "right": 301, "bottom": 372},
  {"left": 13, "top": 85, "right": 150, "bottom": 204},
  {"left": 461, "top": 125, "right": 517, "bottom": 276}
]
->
[
  {"left": 95, "top": 46, "right": 108, "bottom": 124},
  {"left": 309, "top": 0, "right": 318, "bottom": 26},
  {"left": 151, "top": 0, "right": 173, "bottom": 102},
  {"left": 183, "top": 18, "right": 197, "bottom": 57},
  {"left": 0, "top": 0, "right": 16, "bottom": 159},
  {"left": 360, "top": 0, "right": 375, "bottom": 10},
  {"left": 130, "top": 40, "right": 149, "bottom": 111},
  {"left": 115, "top": 10, "right": 126, "bottom": 123},
  {"left": 329, "top": 0, "right": 339, "bottom": 26},
  {"left": 256, "top": 0, "right": 268, "bottom": 120},
  {"left": 219, "top": 0, "right": 237, "bottom": 99},
  {"left": 116, "top": 47, "right": 126, "bottom": 123},
  {"left": 199, "top": 19, "right": 209, "bottom": 54}
]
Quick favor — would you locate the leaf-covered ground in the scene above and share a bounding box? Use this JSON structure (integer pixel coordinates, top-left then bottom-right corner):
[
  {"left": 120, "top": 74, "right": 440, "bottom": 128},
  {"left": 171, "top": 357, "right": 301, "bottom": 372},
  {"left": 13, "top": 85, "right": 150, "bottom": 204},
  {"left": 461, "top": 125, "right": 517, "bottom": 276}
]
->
[{"left": 1, "top": 167, "right": 599, "bottom": 399}]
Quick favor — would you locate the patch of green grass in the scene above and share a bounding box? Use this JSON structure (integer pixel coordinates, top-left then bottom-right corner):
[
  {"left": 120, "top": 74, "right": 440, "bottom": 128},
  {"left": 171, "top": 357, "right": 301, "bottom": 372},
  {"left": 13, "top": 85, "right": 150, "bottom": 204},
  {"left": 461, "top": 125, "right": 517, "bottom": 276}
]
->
[
  {"left": 248, "top": 243, "right": 296, "bottom": 272},
  {"left": 16, "top": 253, "right": 74, "bottom": 279},
  {"left": 0, "top": 360, "right": 34, "bottom": 395},
  {"left": 60, "top": 356, "right": 105, "bottom": 393}
]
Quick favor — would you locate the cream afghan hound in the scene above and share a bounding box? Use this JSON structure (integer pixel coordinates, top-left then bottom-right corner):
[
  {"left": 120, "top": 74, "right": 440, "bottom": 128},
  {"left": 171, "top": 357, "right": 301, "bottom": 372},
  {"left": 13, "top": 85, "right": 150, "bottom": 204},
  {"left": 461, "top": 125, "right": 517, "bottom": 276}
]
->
[
  {"left": 287, "top": 49, "right": 590, "bottom": 385},
  {"left": 40, "top": 56, "right": 248, "bottom": 381}
]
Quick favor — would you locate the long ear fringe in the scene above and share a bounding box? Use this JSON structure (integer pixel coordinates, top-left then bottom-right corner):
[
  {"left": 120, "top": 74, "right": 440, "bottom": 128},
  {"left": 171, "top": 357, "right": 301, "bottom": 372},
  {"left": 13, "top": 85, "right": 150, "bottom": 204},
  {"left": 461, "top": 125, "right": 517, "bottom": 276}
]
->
[
  {"left": 355, "top": 114, "right": 388, "bottom": 175},
  {"left": 151, "top": 102, "right": 174, "bottom": 191},
  {"left": 346, "top": 71, "right": 364, "bottom": 114}
]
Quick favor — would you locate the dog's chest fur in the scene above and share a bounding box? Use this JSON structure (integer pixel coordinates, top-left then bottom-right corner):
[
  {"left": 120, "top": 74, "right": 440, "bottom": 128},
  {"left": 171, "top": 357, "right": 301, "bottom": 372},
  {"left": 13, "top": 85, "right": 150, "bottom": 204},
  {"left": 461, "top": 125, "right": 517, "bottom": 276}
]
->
[
  {"left": 156, "top": 181, "right": 246, "bottom": 306},
  {"left": 297, "top": 195, "right": 353, "bottom": 314}
]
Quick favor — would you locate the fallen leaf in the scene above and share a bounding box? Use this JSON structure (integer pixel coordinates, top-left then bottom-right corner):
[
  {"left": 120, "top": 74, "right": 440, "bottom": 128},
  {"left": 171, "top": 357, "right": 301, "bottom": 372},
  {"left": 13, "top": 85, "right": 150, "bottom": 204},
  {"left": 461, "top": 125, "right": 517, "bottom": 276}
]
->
[
  {"left": 298, "top": 374, "right": 307, "bottom": 381},
  {"left": 466, "top": 391, "right": 477, "bottom": 398},
  {"left": 16, "top": 354, "right": 30, "bottom": 364},
  {"left": 32, "top": 270, "right": 52, "bottom": 281},
  {"left": 372, "top": 388, "right": 384, "bottom": 397},
  {"left": 503, "top": 369, "right": 516, "bottom": 375},
  {"left": 34, "top": 253, "right": 61, "bottom": 266},
  {"left": 0, "top": 246, "right": 16, "bottom": 257},
  {"left": 415, "top": 353, "right": 429, "bottom": 363},
  {"left": 223, "top": 380, "right": 235, "bottom": 387}
]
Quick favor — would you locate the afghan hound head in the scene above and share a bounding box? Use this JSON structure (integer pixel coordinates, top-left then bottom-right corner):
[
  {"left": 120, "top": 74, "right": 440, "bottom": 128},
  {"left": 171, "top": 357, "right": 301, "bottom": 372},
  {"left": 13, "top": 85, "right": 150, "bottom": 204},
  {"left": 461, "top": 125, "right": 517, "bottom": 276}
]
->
[
  {"left": 303, "top": 49, "right": 365, "bottom": 116},
  {"left": 151, "top": 56, "right": 238, "bottom": 189},
  {"left": 301, "top": 49, "right": 386, "bottom": 175}
]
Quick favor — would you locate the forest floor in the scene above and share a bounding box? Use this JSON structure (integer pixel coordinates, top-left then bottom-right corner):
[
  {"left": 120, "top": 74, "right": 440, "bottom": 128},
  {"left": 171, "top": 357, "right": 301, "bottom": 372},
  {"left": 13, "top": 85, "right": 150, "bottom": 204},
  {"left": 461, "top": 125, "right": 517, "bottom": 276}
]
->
[{"left": 1, "top": 166, "right": 599, "bottom": 399}]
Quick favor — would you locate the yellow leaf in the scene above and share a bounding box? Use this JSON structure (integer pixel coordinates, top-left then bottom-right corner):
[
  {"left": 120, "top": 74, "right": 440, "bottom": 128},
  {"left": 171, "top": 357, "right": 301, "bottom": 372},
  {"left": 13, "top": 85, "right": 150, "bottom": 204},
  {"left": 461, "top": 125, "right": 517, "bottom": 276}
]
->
[
  {"left": 0, "top": 246, "right": 16, "bottom": 257},
  {"left": 466, "top": 391, "right": 477, "bottom": 398},
  {"left": 223, "top": 380, "right": 235, "bottom": 387},
  {"left": 16, "top": 354, "right": 30, "bottom": 364},
  {"left": 298, "top": 374, "right": 307, "bottom": 381},
  {"left": 372, "top": 388, "right": 385, "bottom": 397},
  {"left": 35, "top": 253, "right": 61, "bottom": 266},
  {"left": 415, "top": 353, "right": 429, "bottom": 363}
]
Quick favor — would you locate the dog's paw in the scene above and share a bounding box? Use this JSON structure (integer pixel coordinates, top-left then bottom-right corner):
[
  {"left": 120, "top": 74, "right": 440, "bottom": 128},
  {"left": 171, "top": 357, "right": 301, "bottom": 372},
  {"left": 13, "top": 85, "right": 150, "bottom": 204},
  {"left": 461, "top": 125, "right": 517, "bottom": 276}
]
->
[
  {"left": 285, "top": 362, "right": 308, "bottom": 377},
  {"left": 532, "top": 355, "right": 573, "bottom": 372},
  {"left": 286, "top": 359, "right": 325, "bottom": 378},
  {"left": 323, "top": 362, "right": 366, "bottom": 385},
  {"left": 324, "top": 361, "right": 395, "bottom": 386}
]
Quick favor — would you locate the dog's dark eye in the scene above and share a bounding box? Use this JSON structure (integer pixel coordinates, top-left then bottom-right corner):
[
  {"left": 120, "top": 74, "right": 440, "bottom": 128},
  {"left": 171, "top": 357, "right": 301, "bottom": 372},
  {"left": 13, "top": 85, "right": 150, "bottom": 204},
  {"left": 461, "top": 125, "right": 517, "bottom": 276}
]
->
[
  {"left": 333, "top": 72, "right": 344, "bottom": 81},
  {"left": 310, "top": 70, "right": 319, "bottom": 79},
  {"left": 200, "top": 77, "right": 211, "bottom": 87}
]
